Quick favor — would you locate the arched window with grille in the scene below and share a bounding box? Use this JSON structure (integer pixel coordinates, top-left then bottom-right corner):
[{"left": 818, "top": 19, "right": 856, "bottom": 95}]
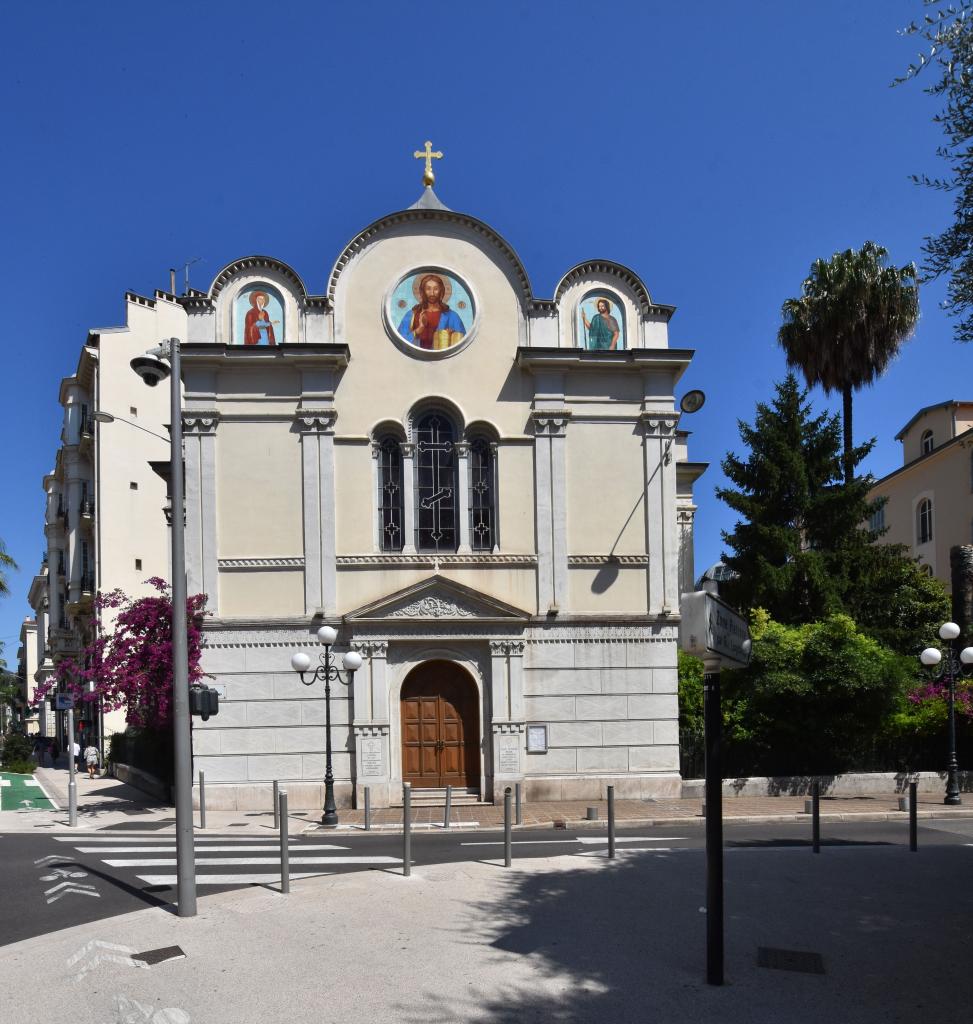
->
[
  {"left": 469, "top": 437, "right": 497, "bottom": 551},
  {"left": 415, "top": 412, "right": 458, "bottom": 551},
  {"left": 916, "top": 497, "right": 933, "bottom": 545},
  {"left": 921, "top": 429, "right": 934, "bottom": 455},
  {"left": 376, "top": 437, "right": 404, "bottom": 552}
]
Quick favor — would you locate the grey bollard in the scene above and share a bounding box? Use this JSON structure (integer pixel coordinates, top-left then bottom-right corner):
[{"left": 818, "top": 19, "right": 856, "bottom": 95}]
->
[
  {"left": 607, "top": 785, "right": 616, "bottom": 859},
  {"left": 909, "top": 780, "right": 918, "bottom": 852},
  {"left": 279, "top": 791, "right": 290, "bottom": 894},
  {"left": 67, "top": 706, "right": 77, "bottom": 828},
  {"left": 515, "top": 782, "right": 523, "bottom": 826},
  {"left": 504, "top": 787, "right": 512, "bottom": 867},
  {"left": 364, "top": 785, "right": 371, "bottom": 831},
  {"left": 811, "top": 781, "right": 820, "bottom": 854},
  {"left": 444, "top": 784, "right": 452, "bottom": 829},
  {"left": 403, "top": 783, "right": 412, "bottom": 877},
  {"left": 273, "top": 780, "right": 280, "bottom": 831},
  {"left": 586, "top": 806, "right": 599, "bottom": 821},
  {"left": 198, "top": 770, "right": 206, "bottom": 830}
]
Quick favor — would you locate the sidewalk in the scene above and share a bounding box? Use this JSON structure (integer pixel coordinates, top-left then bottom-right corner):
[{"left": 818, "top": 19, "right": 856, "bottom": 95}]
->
[{"left": 3, "top": 765, "right": 972, "bottom": 834}]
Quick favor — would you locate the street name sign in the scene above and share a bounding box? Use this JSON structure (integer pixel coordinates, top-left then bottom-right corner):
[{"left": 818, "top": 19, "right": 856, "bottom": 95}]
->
[
  {"left": 680, "top": 591, "right": 751, "bottom": 668},
  {"left": 54, "top": 694, "right": 75, "bottom": 710}
]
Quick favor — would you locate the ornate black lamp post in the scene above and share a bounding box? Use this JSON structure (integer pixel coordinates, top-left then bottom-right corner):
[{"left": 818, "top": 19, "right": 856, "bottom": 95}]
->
[
  {"left": 291, "top": 626, "right": 362, "bottom": 827},
  {"left": 920, "top": 621, "right": 973, "bottom": 806}
]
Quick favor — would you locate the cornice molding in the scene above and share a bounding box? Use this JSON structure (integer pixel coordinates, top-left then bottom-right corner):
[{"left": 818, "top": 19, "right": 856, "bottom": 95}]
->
[
  {"left": 553, "top": 260, "right": 674, "bottom": 320},
  {"left": 218, "top": 558, "right": 305, "bottom": 571},
  {"left": 336, "top": 553, "right": 537, "bottom": 568}
]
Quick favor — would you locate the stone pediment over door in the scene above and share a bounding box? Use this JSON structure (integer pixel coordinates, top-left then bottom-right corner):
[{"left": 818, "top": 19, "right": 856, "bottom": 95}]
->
[{"left": 344, "top": 575, "right": 530, "bottom": 626}]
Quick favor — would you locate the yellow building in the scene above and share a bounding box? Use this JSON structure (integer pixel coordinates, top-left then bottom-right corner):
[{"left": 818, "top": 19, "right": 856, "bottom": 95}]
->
[{"left": 869, "top": 400, "right": 973, "bottom": 584}]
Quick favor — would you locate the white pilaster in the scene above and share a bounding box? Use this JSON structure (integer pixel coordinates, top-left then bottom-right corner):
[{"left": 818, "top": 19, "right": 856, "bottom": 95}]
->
[
  {"left": 531, "top": 411, "right": 571, "bottom": 613},
  {"left": 455, "top": 441, "right": 471, "bottom": 553},
  {"left": 641, "top": 414, "right": 679, "bottom": 615},
  {"left": 400, "top": 442, "right": 416, "bottom": 554},
  {"left": 183, "top": 413, "right": 219, "bottom": 610},
  {"left": 297, "top": 410, "right": 337, "bottom": 616}
]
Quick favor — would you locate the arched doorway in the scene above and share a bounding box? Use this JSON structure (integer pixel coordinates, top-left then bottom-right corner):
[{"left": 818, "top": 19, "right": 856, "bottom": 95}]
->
[{"left": 400, "top": 661, "right": 480, "bottom": 789}]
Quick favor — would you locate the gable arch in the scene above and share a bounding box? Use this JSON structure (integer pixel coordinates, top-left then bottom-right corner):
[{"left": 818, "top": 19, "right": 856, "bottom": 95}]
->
[
  {"left": 328, "top": 209, "right": 536, "bottom": 311},
  {"left": 554, "top": 260, "right": 661, "bottom": 316},
  {"left": 209, "top": 255, "right": 310, "bottom": 301},
  {"left": 207, "top": 255, "right": 312, "bottom": 346},
  {"left": 370, "top": 418, "right": 407, "bottom": 444}
]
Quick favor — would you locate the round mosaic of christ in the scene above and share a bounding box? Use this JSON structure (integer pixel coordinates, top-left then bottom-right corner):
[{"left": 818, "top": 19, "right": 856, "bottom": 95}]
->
[{"left": 388, "top": 269, "right": 475, "bottom": 353}]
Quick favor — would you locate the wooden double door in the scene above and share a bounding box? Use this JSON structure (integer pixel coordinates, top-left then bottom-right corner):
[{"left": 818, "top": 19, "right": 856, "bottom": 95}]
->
[{"left": 401, "top": 662, "right": 480, "bottom": 788}]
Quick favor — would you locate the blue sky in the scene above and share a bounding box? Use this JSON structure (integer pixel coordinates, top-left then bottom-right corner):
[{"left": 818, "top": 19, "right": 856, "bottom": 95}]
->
[{"left": 1, "top": 0, "right": 968, "bottom": 657}]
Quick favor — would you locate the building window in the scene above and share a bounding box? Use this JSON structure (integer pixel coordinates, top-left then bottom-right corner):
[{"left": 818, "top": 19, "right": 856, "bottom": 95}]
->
[
  {"left": 921, "top": 429, "right": 934, "bottom": 455},
  {"left": 135, "top": 559, "right": 142, "bottom": 571},
  {"left": 916, "top": 498, "right": 933, "bottom": 545},
  {"left": 869, "top": 505, "right": 885, "bottom": 533},
  {"left": 377, "top": 437, "right": 404, "bottom": 552},
  {"left": 415, "top": 412, "right": 458, "bottom": 552},
  {"left": 469, "top": 438, "right": 496, "bottom": 551},
  {"left": 130, "top": 481, "right": 138, "bottom": 490},
  {"left": 130, "top": 407, "right": 138, "bottom": 417}
]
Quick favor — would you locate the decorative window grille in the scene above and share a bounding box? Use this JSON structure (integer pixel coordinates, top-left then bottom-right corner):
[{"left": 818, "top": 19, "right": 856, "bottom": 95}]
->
[
  {"left": 916, "top": 498, "right": 933, "bottom": 545},
  {"left": 921, "top": 429, "right": 934, "bottom": 455},
  {"left": 415, "top": 413, "right": 457, "bottom": 552},
  {"left": 469, "top": 438, "right": 495, "bottom": 551},
  {"left": 377, "top": 437, "right": 404, "bottom": 552}
]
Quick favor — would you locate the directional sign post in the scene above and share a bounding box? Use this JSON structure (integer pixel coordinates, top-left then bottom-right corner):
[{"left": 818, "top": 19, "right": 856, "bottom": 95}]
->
[{"left": 680, "top": 591, "right": 751, "bottom": 987}]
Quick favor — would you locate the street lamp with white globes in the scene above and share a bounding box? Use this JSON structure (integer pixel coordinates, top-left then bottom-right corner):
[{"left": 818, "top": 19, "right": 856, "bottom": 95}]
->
[
  {"left": 919, "top": 621, "right": 973, "bottom": 806},
  {"left": 291, "top": 626, "right": 363, "bottom": 827}
]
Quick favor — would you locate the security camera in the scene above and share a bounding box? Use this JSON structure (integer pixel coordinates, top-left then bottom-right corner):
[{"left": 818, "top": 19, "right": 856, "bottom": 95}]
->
[{"left": 130, "top": 354, "right": 171, "bottom": 387}]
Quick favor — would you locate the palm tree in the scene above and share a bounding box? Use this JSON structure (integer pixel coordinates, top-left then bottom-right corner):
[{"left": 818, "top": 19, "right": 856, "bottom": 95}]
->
[
  {"left": 778, "top": 241, "right": 919, "bottom": 484},
  {"left": 0, "top": 539, "right": 16, "bottom": 597}
]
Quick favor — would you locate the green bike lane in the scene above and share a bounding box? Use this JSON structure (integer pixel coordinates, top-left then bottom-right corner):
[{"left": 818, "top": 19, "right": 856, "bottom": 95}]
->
[{"left": 0, "top": 772, "right": 57, "bottom": 811}]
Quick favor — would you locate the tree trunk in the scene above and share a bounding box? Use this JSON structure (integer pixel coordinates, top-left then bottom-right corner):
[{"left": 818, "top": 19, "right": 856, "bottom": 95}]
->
[
  {"left": 842, "top": 384, "right": 853, "bottom": 485},
  {"left": 951, "top": 545, "right": 973, "bottom": 646}
]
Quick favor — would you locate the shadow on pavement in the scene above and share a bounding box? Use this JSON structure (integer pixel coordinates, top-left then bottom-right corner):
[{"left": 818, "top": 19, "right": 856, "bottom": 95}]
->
[{"left": 393, "top": 845, "right": 973, "bottom": 1024}]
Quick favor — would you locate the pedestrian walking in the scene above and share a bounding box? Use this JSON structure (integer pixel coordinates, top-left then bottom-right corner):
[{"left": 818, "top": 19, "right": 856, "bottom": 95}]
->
[
  {"left": 71, "top": 739, "right": 81, "bottom": 772},
  {"left": 84, "top": 743, "right": 100, "bottom": 779},
  {"left": 51, "top": 739, "right": 60, "bottom": 764}
]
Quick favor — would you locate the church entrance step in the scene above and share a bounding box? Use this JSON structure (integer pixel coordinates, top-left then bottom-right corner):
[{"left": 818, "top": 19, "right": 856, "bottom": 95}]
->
[{"left": 390, "top": 786, "right": 485, "bottom": 807}]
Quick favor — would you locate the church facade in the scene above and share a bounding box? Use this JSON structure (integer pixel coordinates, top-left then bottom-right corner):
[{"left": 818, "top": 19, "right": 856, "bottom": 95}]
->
[{"left": 29, "top": 166, "right": 706, "bottom": 810}]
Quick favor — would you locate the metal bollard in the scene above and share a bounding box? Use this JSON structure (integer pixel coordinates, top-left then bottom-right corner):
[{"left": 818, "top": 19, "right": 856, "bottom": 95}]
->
[
  {"left": 403, "top": 783, "right": 412, "bottom": 877},
  {"left": 444, "top": 784, "right": 452, "bottom": 829},
  {"left": 909, "top": 780, "right": 918, "bottom": 852},
  {"left": 515, "top": 782, "right": 523, "bottom": 826},
  {"left": 811, "top": 781, "right": 820, "bottom": 854},
  {"left": 273, "top": 780, "right": 280, "bottom": 831},
  {"left": 364, "top": 785, "right": 371, "bottom": 832},
  {"left": 279, "top": 791, "right": 289, "bottom": 894},
  {"left": 504, "top": 787, "right": 512, "bottom": 867},
  {"left": 199, "top": 770, "right": 206, "bottom": 830},
  {"left": 67, "top": 706, "right": 77, "bottom": 828},
  {"left": 607, "top": 785, "right": 616, "bottom": 859}
]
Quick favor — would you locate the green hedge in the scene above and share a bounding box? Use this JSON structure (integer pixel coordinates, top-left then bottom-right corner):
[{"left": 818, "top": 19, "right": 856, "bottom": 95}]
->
[{"left": 108, "top": 728, "right": 173, "bottom": 786}]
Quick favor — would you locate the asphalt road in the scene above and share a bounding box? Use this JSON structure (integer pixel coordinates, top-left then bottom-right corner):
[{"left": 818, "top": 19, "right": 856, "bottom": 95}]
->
[{"left": 2, "top": 816, "right": 971, "bottom": 949}]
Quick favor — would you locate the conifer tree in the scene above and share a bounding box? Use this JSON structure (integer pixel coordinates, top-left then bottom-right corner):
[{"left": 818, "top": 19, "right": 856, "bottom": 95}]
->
[
  {"left": 718, "top": 374, "right": 876, "bottom": 624},
  {"left": 718, "top": 374, "right": 949, "bottom": 653}
]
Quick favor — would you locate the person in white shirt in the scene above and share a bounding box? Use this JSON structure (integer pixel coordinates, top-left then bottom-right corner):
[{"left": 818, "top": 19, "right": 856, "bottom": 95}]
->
[{"left": 71, "top": 740, "right": 81, "bottom": 772}]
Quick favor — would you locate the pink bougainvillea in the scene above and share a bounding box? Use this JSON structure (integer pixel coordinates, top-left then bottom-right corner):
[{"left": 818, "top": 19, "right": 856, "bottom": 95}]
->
[
  {"left": 908, "top": 678, "right": 973, "bottom": 719},
  {"left": 35, "top": 578, "right": 208, "bottom": 729}
]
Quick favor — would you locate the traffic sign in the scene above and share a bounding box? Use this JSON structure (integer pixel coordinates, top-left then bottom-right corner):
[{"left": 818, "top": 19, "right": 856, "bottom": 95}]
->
[{"left": 680, "top": 591, "right": 751, "bottom": 668}]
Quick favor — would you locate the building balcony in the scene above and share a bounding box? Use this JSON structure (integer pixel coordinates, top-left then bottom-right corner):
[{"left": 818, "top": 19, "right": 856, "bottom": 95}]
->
[
  {"left": 48, "top": 627, "right": 80, "bottom": 658},
  {"left": 80, "top": 572, "right": 94, "bottom": 594},
  {"left": 80, "top": 497, "right": 95, "bottom": 524}
]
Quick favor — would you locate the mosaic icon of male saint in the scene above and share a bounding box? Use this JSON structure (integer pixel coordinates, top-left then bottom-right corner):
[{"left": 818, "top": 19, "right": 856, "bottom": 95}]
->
[{"left": 396, "top": 272, "right": 468, "bottom": 350}]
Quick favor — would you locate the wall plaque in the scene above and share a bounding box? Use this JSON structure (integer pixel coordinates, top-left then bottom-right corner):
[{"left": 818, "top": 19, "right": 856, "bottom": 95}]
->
[
  {"left": 498, "top": 737, "right": 521, "bottom": 775},
  {"left": 360, "top": 737, "right": 384, "bottom": 777}
]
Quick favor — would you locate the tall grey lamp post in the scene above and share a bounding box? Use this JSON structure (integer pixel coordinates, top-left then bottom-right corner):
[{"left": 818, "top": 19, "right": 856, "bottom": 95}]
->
[
  {"left": 919, "top": 621, "right": 973, "bottom": 806},
  {"left": 130, "top": 337, "right": 196, "bottom": 916},
  {"left": 290, "top": 627, "right": 362, "bottom": 827}
]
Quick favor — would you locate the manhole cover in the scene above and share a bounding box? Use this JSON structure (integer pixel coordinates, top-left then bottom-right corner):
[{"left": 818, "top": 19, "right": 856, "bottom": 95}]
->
[{"left": 757, "top": 947, "right": 825, "bottom": 974}]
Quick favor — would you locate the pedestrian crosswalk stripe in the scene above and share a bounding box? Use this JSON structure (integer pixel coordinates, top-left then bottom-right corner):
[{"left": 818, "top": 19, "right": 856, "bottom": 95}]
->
[
  {"left": 75, "top": 844, "right": 349, "bottom": 854},
  {"left": 136, "top": 873, "right": 339, "bottom": 885},
  {"left": 104, "top": 856, "right": 400, "bottom": 867},
  {"left": 54, "top": 835, "right": 283, "bottom": 843}
]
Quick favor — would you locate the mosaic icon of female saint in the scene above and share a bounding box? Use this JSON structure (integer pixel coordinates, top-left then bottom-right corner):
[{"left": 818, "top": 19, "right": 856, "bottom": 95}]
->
[
  {"left": 244, "top": 290, "right": 279, "bottom": 346},
  {"left": 581, "top": 297, "right": 622, "bottom": 350},
  {"left": 398, "top": 273, "right": 467, "bottom": 350}
]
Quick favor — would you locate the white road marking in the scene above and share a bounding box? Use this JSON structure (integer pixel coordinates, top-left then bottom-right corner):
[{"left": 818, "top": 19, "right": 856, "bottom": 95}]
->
[
  {"left": 461, "top": 839, "right": 581, "bottom": 847},
  {"left": 45, "top": 880, "right": 97, "bottom": 896},
  {"left": 137, "top": 872, "right": 348, "bottom": 885},
  {"left": 66, "top": 941, "right": 145, "bottom": 981},
  {"left": 74, "top": 844, "right": 349, "bottom": 854},
  {"left": 0, "top": 780, "right": 10, "bottom": 786},
  {"left": 54, "top": 835, "right": 283, "bottom": 843},
  {"left": 30, "top": 775, "right": 59, "bottom": 808},
  {"left": 105, "top": 855, "right": 401, "bottom": 867},
  {"left": 24, "top": 779, "right": 40, "bottom": 786},
  {"left": 576, "top": 836, "right": 688, "bottom": 844},
  {"left": 48, "top": 887, "right": 101, "bottom": 903},
  {"left": 578, "top": 847, "right": 674, "bottom": 855}
]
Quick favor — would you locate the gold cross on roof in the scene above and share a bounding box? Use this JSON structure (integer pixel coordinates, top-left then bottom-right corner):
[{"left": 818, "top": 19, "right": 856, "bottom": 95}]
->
[{"left": 414, "top": 140, "right": 443, "bottom": 187}]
